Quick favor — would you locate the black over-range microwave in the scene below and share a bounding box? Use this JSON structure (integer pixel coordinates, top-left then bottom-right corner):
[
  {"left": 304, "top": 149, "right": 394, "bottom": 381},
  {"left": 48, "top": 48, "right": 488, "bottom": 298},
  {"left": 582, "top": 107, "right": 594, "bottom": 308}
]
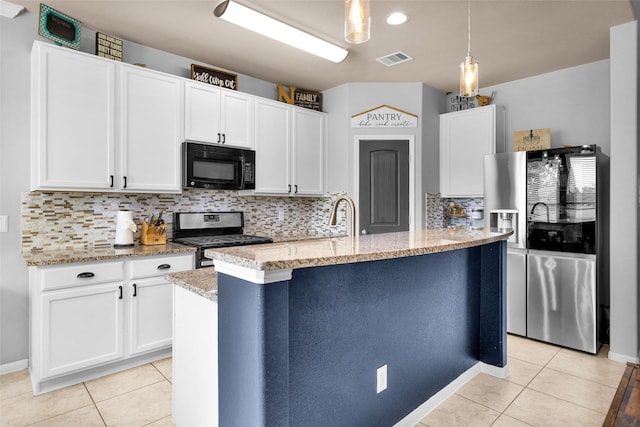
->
[{"left": 183, "top": 141, "right": 256, "bottom": 190}]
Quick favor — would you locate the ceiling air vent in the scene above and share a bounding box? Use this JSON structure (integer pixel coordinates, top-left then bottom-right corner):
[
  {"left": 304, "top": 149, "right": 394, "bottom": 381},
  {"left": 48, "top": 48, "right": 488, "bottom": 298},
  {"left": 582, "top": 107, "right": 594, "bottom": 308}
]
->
[{"left": 376, "top": 51, "right": 413, "bottom": 67}]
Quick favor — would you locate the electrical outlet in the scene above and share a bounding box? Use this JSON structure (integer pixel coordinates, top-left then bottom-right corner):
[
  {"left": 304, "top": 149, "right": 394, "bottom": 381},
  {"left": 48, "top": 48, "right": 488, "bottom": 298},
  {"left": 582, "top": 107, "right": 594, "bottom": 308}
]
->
[
  {"left": 277, "top": 209, "right": 284, "bottom": 222},
  {"left": 0, "top": 216, "right": 7, "bottom": 233},
  {"left": 377, "top": 364, "right": 387, "bottom": 393}
]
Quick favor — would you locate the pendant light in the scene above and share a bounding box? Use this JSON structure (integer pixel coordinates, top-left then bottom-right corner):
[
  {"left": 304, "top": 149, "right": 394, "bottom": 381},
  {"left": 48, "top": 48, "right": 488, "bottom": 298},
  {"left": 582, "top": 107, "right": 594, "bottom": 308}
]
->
[
  {"left": 345, "top": 0, "right": 370, "bottom": 44},
  {"left": 459, "top": 0, "right": 479, "bottom": 97}
]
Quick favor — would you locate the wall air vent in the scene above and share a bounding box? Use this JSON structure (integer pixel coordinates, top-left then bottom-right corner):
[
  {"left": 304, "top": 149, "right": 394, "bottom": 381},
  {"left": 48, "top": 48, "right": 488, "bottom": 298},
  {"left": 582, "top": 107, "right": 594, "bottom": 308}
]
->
[{"left": 376, "top": 51, "right": 413, "bottom": 67}]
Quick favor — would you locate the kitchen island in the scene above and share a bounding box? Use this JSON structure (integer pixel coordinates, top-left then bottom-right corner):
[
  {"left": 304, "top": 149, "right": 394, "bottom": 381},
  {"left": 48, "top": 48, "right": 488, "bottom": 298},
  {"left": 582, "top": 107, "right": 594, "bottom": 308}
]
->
[{"left": 169, "top": 228, "right": 511, "bottom": 427}]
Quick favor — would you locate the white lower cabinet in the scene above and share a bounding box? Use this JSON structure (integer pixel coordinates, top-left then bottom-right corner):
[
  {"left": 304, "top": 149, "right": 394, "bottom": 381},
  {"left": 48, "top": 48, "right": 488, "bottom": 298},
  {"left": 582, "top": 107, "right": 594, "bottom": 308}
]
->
[
  {"left": 128, "top": 277, "right": 173, "bottom": 356},
  {"left": 40, "top": 282, "right": 125, "bottom": 379},
  {"left": 29, "top": 253, "right": 194, "bottom": 394}
]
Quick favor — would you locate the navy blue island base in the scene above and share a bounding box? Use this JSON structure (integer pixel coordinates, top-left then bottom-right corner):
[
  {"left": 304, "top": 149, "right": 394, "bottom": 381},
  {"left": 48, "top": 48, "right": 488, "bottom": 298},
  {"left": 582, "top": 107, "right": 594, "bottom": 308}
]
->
[{"left": 217, "top": 240, "right": 507, "bottom": 426}]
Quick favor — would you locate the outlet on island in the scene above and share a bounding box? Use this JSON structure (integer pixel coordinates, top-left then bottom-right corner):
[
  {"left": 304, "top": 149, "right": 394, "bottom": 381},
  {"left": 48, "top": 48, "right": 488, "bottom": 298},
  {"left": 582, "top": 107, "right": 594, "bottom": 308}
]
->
[{"left": 377, "top": 364, "right": 387, "bottom": 393}]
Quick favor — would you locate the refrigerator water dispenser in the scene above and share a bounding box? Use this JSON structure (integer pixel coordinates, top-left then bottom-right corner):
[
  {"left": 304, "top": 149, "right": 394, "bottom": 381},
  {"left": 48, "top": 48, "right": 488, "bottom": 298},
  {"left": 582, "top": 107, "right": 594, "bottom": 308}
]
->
[{"left": 490, "top": 209, "right": 519, "bottom": 244}]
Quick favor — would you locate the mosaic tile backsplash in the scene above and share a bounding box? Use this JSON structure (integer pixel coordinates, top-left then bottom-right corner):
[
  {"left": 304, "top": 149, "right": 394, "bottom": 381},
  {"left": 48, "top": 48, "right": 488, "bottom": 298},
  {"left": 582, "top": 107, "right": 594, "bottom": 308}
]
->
[
  {"left": 21, "top": 190, "right": 348, "bottom": 251},
  {"left": 425, "top": 192, "right": 484, "bottom": 229}
]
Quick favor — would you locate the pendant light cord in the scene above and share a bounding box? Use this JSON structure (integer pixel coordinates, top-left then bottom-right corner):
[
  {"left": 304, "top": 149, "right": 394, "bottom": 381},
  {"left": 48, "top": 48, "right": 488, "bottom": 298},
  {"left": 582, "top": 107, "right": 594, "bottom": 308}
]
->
[{"left": 467, "top": 0, "right": 471, "bottom": 57}]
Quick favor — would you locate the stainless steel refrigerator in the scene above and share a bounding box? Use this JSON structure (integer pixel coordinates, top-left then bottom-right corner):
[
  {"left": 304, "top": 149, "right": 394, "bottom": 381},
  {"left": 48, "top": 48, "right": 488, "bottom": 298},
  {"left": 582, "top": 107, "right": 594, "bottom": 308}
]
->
[{"left": 484, "top": 145, "right": 609, "bottom": 354}]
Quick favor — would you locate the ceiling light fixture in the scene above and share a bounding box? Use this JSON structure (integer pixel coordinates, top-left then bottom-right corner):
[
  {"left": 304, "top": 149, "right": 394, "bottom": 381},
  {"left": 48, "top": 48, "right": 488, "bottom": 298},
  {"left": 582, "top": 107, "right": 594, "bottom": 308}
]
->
[
  {"left": 345, "top": 0, "right": 370, "bottom": 44},
  {"left": 213, "top": 0, "right": 348, "bottom": 63},
  {"left": 385, "top": 12, "right": 408, "bottom": 26},
  {"left": 459, "top": 0, "right": 479, "bottom": 97}
]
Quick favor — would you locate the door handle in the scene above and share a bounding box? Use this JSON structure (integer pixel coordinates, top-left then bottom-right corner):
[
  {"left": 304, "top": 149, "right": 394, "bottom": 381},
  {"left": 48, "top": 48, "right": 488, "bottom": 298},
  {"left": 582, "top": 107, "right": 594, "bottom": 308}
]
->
[
  {"left": 294, "top": 185, "right": 298, "bottom": 194},
  {"left": 222, "top": 134, "right": 226, "bottom": 144},
  {"left": 123, "top": 176, "right": 127, "bottom": 188},
  {"left": 361, "top": 229, "right": 368, "bottom": 235},
  {"left": 217, "top": 133, "right": 221, "bottom": 143},
  {"left": 157, "top": 264, "right": 171, "bottom": 270},
  {"left": 118, "top": 285, "right": 123, "bottom": 300},
  {"left": 109, "top": 175, "right": 114, "bottom": 188},
  {"left": 288, "top": 184, "right": 291, "bottom": 193},
  {"left": 132, "top": 283, "right": 137, "bottom": 297}
]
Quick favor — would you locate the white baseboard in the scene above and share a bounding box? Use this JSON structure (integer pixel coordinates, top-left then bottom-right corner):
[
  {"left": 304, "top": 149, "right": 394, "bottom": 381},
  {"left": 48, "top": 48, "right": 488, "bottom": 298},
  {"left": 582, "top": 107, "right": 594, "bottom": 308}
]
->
[
  {"left": 394, "top": 362, "right": 509, "bottom": 427},
  {"left": 608, "top": 350, "right": 640, "bottom": 364},
  {"left": 0, "top": 359, "right": 28, "bottom": 375}
]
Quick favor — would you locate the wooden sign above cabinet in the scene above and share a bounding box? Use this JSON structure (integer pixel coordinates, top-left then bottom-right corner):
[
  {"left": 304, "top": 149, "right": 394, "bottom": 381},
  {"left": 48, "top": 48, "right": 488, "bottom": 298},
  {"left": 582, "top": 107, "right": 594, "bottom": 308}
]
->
[
  {"left": 191, "top": 64, "right": 238, "bottom": 90},
  {"left": 277, "top": 85, "right": 323, "bottom": 112}
]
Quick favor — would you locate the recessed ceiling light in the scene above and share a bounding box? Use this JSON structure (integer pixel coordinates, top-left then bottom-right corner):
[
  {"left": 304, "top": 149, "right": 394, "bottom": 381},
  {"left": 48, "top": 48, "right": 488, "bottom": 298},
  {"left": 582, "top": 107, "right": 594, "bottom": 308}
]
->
[{"left": 385, "top": 12, "right": 408, "bottom": 26}]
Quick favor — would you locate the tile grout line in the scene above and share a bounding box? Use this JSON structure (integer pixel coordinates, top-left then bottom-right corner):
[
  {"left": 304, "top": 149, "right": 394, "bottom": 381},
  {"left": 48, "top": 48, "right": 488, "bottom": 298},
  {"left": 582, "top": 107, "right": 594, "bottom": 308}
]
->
[
  {"left": 494, "top": 344, "right": 563, "bottom": 426},
  {"left": 83, "top": 381, "right": 108, "bottom": 427},
  {"left": 504, "top": 346, "right": 619, "bottom": 422}
]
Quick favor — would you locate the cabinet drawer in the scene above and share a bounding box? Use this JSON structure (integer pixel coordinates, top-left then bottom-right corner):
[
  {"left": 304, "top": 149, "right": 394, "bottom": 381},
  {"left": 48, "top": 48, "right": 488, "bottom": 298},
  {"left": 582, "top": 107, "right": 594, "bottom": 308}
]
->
[
  {"left": 130, "top": 255, "right": 193, "bottom": 279},
  {"left": 38, "top": 261, "right": 125, "bottom": 291}
]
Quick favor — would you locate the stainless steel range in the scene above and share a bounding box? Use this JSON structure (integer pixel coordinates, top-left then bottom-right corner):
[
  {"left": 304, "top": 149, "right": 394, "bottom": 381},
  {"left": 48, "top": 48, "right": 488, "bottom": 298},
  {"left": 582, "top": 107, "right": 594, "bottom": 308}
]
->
[{"left": 173, "top": 211, "right": 273, "bottom": 268}]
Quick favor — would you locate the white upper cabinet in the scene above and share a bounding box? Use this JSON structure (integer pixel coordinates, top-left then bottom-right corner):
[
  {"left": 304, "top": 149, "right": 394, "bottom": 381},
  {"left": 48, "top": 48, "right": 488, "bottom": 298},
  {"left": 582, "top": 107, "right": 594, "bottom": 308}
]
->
[
  {"left": 119, "top": 64, "right": 183, "bottom": 193},
  {"left": 185, "top": 81, "right": 253, "bottom": 148},
  {"left": 292, "top": 108, "right": 325, "bottom": 195},
  {"left": 252, "top": 99, "right": 326, "bottom": 196},
  {"left": 31, "top": 42, "right": 183, "bottom": 193},
  {"left": 253, "top": 98, "right": 291, "bottom": 194},
  {"left": 439, "top": 105, "right": 496, "bottom": 197},
  {"left": 31, "top": 42, "right": 116, "bottom": 191}
]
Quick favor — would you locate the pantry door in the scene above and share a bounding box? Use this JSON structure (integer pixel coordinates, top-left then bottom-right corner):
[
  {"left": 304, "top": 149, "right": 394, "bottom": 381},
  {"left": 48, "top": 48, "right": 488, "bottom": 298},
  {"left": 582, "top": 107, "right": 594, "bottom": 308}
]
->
[{"left": 358, "top": 139, "right": 410, "bottom": 235}]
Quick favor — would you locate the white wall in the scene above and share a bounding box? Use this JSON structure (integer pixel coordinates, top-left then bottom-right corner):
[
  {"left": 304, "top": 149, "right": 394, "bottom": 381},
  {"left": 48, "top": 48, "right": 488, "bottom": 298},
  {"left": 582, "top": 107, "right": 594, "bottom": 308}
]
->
[
  {"left": 472, "top": 60, "right": 611, "bottom": 155},
  {"left": 0, "top": 7, "right": 34, "bottom": 369},
  {"left": 609, "top": 20, "right": 639, "bottom": 364},
  {"left": 0, "top": 9, "right": 277, "bottom": 368}
]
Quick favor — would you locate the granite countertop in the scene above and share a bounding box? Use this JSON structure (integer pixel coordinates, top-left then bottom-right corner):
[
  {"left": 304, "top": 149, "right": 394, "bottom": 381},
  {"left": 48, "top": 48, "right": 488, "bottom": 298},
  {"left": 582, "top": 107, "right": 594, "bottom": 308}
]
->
[
  {"left": 22, "top": 242, "right": 196, "bottom": 267},
  {"left": 206, "top": 227, "right": 513, "bottom": 271},
  {"left": 166, "top": 268, "right": 218, "bottom": 302}
]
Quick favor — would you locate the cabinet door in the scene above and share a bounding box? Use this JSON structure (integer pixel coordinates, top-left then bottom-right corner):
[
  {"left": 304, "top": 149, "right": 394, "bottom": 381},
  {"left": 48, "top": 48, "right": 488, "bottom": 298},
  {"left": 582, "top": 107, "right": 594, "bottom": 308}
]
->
[
  {"left": 119, "top": 64, "right": 183, "bottom": 193},
  {"left": 40, "top": 283, "right": 123, "bottom": 379},
  {"left": 128, "top": 278, "right": 173, "bottom": 356},
  {"left": 292, "top": 108, "right": 325, "bottom": 195},
  {"left": 185, "top": 81, "right": 222, "bottom": 144},
  {"left": 220, "top": 90, "right": 253, "bottom": 148},
  {"left": 440, "top": 105, "right": 495, "bottom": 197},
  {"left": 254, "top": 99, "right": 291, "bottom": 194},
  {"left": 31, "top": 42, "right": 115, "bottom": 190}
]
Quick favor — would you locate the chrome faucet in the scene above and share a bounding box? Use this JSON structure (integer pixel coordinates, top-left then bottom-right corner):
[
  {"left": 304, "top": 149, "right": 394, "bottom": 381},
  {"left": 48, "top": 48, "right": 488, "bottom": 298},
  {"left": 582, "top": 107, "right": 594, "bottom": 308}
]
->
[
  {"left": 530, "top": 202, "right": 550, "bottom": 222},
  {"left": 328, "top": 195, "right": 356, "bottom": 237}
]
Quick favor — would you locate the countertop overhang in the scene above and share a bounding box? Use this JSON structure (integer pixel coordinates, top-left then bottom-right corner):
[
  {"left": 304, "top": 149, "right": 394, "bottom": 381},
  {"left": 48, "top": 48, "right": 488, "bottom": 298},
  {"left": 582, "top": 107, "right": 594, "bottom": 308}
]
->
[
  {"left": 22, "top": 242, "right": 196, "bottom": 267},
  {"left": 206, "top": 227, "right": 512, "bottom": 274}
]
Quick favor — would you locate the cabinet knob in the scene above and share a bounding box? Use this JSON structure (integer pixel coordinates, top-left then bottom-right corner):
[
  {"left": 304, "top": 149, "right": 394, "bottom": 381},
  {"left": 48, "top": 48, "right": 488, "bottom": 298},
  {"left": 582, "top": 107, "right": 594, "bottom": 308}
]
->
[
  {"left": 132, "top": 283, "right": 137, "bottom": 297},
  {"left": 109, "top": 175, "right": 114, "bottom": 188},
  {"left": 217, "top": 133, "right": 221, "bottom": 143},
  {"left": 76, "top": 272, "right": 95, "bottom": 279},
  {"left": 123, "top": 176, "right": 127, "bottom": 188},
  {"left": 118, "top": 286, "right": 123, "bottom": 300},
  {"left": 288, "top": 184, "right": 291, "bottom": 193},
  {"left": 157, "top": 264, "right": 171, "bottom": 270},
  {"left": 294, "top": 185, "right": 298, "bottom": 194},
  {"left": 222, "top": 134, "right": 226, "bottom": 144}
]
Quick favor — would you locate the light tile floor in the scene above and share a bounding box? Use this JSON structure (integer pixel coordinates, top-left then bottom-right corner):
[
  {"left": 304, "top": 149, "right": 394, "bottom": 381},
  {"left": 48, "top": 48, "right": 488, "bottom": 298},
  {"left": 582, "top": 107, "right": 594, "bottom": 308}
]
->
[
  {"left": 0, "top": 335, "right": 627, "bottom": 426},
  {"left": 417, "top": 334, "right": 627, "bottom": 427}
]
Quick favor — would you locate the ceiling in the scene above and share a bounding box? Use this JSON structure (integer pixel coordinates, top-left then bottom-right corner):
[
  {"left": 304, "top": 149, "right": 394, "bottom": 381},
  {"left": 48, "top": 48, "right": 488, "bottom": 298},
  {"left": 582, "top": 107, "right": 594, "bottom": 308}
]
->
[{"left": 14, "top": 0, "right": 637, "bottom": 93}]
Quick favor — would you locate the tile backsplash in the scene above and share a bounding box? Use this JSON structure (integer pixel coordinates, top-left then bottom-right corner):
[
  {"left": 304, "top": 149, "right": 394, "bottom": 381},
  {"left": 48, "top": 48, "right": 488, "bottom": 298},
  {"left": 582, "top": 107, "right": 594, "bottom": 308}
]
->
[
  {"left": 425, "top": 192, "right": 484, "bottom": 229},
  {"left": 21, "top": 190, "right": 347, "bottom": 251}
]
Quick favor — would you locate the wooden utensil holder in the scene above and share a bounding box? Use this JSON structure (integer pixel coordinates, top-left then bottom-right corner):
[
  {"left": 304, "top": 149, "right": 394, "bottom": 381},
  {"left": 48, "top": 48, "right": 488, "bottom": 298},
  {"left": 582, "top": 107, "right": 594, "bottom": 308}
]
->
[{"left": 140, "top": 222, "right": 167, "bottom": 245}]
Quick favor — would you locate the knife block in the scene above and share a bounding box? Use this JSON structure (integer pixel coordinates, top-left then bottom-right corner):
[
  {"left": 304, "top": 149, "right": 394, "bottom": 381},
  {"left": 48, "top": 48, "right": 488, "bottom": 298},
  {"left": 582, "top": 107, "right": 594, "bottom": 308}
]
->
[{"left": 140, "top": 222, "right": 167, "bottom": 245}]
